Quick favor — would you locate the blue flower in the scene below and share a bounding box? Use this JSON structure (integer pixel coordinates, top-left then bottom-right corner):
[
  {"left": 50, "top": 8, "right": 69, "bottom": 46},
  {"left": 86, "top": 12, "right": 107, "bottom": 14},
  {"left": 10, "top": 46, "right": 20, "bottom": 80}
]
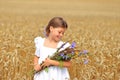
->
[
  {"left": 84, "top": 59, "right": 89, "bottom": 64},
  {"left": 65, "top": 55, "right": 69, "bottom": 60},
  {"left": 70, "top": 41, "right": 76, "bottom": 48},
  {"left": 60, "top": 53, "right": 64, "bottom": 57},
  {"left": 62, "top": 55, "right": 66, "bottom": 60},
  {"left": 83, "top": 50, "right": 88, "bottom": 54},
  {"left": 70, "top": 51, "right": 74, "bottom": 55}
]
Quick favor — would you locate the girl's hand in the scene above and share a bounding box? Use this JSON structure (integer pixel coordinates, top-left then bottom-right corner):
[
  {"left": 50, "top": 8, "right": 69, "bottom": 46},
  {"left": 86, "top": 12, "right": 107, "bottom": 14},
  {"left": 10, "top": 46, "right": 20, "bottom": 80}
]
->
[
  {"left": 34, "top": 64, "right": 41, "bottom": 72},
  {"left": 41, "top": 58, "right": 52, "bottom": 68}
]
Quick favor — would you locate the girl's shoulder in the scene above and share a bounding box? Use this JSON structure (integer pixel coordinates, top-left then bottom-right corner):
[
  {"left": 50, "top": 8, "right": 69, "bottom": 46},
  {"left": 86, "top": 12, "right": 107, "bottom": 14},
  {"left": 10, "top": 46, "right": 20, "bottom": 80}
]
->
[
  {"left": 34, "top": 36, "right": 43, "bottom": 43},
  {"left": 34, "top": 36, "right": 44, "bottom": 47}
]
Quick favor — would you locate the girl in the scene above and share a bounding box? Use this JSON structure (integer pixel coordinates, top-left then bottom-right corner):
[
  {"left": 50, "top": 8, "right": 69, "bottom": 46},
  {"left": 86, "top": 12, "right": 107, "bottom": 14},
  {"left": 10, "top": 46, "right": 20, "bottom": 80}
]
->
[{"left": 34, "top": 17, "right": 71, "bottom": 80}]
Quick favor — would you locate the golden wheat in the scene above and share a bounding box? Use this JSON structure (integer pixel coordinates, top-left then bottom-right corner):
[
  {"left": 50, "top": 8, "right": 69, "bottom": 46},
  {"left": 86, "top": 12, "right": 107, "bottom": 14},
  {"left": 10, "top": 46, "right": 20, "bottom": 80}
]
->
[{"left": 0, "top": 0, "right": 120, "bottom": 80}]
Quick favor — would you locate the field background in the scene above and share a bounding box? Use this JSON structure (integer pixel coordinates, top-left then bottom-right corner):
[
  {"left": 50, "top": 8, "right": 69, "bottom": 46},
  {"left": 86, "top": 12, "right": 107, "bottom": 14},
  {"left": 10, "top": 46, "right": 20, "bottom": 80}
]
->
[{"left": 0, "top": 0, "right": 120, "bottom": 80}]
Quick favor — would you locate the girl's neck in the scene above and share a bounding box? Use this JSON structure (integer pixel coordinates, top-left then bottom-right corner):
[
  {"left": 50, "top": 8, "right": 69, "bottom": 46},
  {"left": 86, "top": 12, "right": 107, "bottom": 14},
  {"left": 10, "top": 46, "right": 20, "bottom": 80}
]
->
[
  {"left": 46, "top": 36, "right": 58, "bottom": 43},
  {"left": 44, "top": 37, "right": 58, "bottom": 48}
]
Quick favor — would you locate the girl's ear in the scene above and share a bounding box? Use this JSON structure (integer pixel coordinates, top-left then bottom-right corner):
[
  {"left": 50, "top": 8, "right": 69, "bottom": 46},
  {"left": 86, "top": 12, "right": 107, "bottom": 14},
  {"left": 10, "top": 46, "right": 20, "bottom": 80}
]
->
[{"left": 50, "top": 26, "right": 54, "bottom": 32}]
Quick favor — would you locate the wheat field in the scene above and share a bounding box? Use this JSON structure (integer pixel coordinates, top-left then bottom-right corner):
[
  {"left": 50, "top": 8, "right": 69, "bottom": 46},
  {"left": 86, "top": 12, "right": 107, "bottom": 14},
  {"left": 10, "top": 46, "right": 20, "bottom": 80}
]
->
[{"left": 0, "top": 0, "right": 120, "bottom": 80}]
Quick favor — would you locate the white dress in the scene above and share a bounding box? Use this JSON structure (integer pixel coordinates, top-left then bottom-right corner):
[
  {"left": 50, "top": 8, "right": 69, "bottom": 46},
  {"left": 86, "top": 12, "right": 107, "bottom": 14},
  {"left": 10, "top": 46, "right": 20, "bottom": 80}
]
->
[{"left": 34, "top": 37, "right": 70, "bottom": 80}]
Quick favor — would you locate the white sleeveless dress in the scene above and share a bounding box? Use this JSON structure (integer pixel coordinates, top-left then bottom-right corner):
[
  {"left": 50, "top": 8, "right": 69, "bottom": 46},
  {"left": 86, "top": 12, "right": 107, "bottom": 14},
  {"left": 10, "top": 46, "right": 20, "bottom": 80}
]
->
[{"left": 34, "top": 36, "right": 70, "bottom": 80}]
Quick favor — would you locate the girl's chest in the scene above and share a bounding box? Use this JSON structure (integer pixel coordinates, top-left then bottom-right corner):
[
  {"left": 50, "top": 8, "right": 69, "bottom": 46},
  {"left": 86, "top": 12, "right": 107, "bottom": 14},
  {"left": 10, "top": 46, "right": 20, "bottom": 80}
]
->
[{"left": 40, "top": 46, "right": 57, "bottom": 58}]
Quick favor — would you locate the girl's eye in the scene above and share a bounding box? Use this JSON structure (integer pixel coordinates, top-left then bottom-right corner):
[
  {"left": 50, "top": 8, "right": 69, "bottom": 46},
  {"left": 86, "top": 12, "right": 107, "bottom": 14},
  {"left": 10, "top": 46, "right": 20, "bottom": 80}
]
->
[
  {"left": 59, "top": 32, "right": 61, "bottom": 34},
  {"left": 59, "top": 32, "right": 62, "bottom": 34},
  {"left": 59, "top": 32, "right": 64, "bottom": 35}
]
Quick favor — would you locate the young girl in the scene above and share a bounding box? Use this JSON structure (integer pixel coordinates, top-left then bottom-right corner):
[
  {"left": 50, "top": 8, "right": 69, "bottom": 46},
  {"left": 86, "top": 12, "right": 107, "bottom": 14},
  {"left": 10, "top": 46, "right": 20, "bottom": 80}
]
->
[{"left": 34, "top": 17, "right": 71, "bottom": 80}]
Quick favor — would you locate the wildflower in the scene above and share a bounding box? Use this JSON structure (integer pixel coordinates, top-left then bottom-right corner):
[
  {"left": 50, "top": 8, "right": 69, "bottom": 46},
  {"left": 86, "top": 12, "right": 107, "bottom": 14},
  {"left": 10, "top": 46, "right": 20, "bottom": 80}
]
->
[
  {"left": 59, "top": 53, "right": 64, "bottom": 57},
  {"left": 70, "top": 41, "right": 76, "bottom": 48},
  {"left": 34, "top": 41, "right": 89, "bottom": 73},
  {"left": 84, "top": 59, "right": 89, "bottom": 64},
  {"left": 83, "top": 50, "right": 88, "bottom": 54}
]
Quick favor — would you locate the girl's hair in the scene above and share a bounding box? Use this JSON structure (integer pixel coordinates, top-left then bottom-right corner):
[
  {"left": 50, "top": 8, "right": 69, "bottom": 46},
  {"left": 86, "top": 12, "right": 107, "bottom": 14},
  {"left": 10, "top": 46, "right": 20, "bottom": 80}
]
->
[{"left": 45, "top": 17, "right": 68, "bottom": 37}]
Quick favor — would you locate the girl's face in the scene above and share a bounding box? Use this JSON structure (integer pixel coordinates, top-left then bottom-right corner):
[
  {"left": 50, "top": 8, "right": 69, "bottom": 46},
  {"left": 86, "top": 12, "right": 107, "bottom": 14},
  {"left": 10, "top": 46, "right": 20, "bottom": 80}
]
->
[{"left": 49, "top": 26, "right": 66, "bottom": 42}]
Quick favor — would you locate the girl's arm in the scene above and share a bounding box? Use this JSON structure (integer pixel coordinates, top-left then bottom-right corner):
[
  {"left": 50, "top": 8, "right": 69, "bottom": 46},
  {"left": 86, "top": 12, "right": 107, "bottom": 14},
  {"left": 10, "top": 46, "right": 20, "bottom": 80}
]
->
[
  {"left": 34, "top": 56, "right": 42, "bottom": 71},
  {"left": 41, "top": 58, "right": 71, "bottom": 68},
  {"left": 51, "top": 60, "right": 71, "bottom": 68}
]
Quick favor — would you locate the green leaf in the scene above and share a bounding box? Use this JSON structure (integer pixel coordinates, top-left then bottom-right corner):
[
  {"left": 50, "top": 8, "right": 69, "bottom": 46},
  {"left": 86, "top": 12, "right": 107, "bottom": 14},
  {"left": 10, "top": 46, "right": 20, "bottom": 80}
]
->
[{"left": 45, "top": 67, "right": 49, "bottom": 72}]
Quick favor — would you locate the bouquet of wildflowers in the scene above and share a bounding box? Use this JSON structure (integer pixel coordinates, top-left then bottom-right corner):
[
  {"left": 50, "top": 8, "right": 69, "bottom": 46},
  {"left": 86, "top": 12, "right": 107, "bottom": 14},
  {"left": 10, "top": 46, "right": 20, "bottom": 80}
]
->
[{"left": 32, "top": 41, "right": 89, "bottom": 74}]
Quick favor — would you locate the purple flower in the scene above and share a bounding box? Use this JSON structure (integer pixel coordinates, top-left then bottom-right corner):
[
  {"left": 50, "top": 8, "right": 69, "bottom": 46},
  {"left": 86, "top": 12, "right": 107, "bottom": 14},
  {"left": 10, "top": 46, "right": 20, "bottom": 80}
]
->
[
  {"left": 83, "top": 50, "right": 88, "bottom": 54},
  {"left": 70, "top": 41, "right": 76, "bottom": 48},
  {"left": 84, "top": 59, "right": 89, "bottom": 64},
  {"left": 65, "top": 55, "right": 69, "bottom": 60},
  {"left": 60, "top": 53, "right": 64, "bottom": 57},
  {"left": 62, "top": 55, "right": 66, "bottom": 60},
  {"left": 71, "top": 51, "right": 75, "bottom": 55}
]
